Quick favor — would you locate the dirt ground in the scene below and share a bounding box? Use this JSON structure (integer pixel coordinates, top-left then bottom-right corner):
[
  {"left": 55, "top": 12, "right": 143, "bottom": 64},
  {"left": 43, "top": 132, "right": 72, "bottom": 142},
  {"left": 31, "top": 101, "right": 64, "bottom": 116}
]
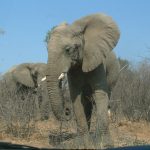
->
[
  {"left": 110, "top": 120, "right": 150, "bottom": 147},
  {"left": 0, "top": 117, "right": 150, "bottom": 149}
]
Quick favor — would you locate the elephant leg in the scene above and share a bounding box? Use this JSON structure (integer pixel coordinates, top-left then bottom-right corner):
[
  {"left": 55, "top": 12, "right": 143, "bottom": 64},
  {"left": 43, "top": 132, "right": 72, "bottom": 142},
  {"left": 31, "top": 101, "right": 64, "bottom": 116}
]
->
[
  {"left": 68, "top": 72, "right": 94, "bottom": 148},
  {"left": 73, "top": 94, "right": 94, "bottom": 148},
  {"left": 74, "top": 94, "right": 89, "bottom": 134},
  {"left": 94, "top": 90, "right": 113, "bottom": 148},
  {"left": 81, "top": 84, "right": 93, "bottom": 130},
  {"left": 81, "top": 93, "right": 93, "bottom": 130},
  {"left": 87, "top": 65, "right": 113, "bottom": 148},
  {"left": 34, "top": 95, "right": 41, "bottom": 120},
  {"left": 40, "top": 98, "right": 50, "bottom": 120},
  {"left": 39, "top": 88, "right": 50, "bottom": 120},
  {"left": 68, "top": 72, "right": 88, "bottom": 134}
]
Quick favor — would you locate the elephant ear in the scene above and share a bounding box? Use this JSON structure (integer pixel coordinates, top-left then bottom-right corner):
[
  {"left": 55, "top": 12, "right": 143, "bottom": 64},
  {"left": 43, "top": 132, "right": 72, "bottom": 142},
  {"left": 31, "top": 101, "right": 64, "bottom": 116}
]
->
[
  {"left": 71, "top": 13, "right": 120, "bottom": 72},
  {"left": 12, "top": 66, "right": 35, "bottom": 88}
]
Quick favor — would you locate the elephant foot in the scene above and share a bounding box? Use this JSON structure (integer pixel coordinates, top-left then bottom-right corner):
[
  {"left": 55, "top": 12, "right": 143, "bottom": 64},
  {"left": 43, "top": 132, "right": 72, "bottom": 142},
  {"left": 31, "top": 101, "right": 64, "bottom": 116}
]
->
[
  {"left": 94, "top": 133, "right": 114, "bottom": 149},
  {"left": 84, "top": 134, "right": 95, "bottom": 149},
  {"left": 49, "top": 132, "right": 76, "bottom": 146},
  {"left": 75, "top": 133, "right": 95, "bottom": 149},
  {"left": 49, "top": 132, "right": 95, "bottom": 149}
]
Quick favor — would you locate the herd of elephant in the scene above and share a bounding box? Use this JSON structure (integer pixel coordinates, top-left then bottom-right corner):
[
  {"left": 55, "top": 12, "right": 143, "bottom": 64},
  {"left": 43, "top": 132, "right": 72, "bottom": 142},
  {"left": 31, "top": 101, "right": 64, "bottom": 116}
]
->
[{"left": 1, "top": 13, "right": 121, "bottom": 148}]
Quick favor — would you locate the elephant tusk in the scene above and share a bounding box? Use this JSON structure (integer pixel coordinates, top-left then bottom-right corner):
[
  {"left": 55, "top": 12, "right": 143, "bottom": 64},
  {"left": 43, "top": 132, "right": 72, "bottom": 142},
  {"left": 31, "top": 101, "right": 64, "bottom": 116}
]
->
[
  {"left": 38, "top": 76, "right": 46, "bottom": 87},
  {"left": 58, "top": 73, "right": 65, "bottom": 80},
  {"left": 108, "top": 109, "right": 111, "bottom": 117},
  {"left": 41, "top": 76, "right": 46, "bottom": 81}
]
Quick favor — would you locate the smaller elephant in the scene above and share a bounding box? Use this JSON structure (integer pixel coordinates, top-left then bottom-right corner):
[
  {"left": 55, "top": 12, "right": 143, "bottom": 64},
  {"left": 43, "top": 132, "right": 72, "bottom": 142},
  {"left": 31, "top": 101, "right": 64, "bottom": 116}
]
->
[{"left": 0, "top": 63, "right": 50, "bottom": 120}]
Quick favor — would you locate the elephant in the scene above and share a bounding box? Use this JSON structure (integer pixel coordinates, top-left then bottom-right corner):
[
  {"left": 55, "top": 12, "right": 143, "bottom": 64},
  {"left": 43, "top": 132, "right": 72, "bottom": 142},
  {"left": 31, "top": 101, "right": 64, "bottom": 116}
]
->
[
  {"left": 106, "top": 51, "right": 120, "bottom": 98},
  {"left": 59, "top": 50, "right": 120, "bottom": 123},
  {"left": 0, "top": 63, "right": 50, "bottom": 120},
  {"left": 46, "top": 13, "right": 120, "bottom": 148}
]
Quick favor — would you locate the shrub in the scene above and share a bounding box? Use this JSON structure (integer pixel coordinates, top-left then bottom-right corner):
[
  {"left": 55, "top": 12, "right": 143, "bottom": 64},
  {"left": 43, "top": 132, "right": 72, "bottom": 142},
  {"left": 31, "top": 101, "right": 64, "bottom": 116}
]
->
[
  {"left": 0, "top": 80, "right": 39, "bottom": 138},
  {"left": 111, "top": 59, "right": 150, "bottom": 122}
]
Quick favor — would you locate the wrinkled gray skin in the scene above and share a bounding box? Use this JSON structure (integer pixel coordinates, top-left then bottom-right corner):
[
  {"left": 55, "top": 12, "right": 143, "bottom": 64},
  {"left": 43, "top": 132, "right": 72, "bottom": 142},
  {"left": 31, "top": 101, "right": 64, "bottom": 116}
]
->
[
  {"left": 61, "top": 50, "right": 120, "bottom": 125},
  {"left": 61, "top": 50, "right": 120, "bottom": 140},
  {"left": 46, "top": 13, "right": 120, "bottom": 148},
  {"left": 106, "top": 51, "right": 120, "bottom": 98},
  {"left": 1, "top": 63, "right": 50, "bottom": 120}
]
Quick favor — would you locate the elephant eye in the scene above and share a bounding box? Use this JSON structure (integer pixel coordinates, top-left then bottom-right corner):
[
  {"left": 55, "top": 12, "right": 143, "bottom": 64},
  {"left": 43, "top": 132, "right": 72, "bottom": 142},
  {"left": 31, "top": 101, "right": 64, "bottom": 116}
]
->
[
  {"left": 65, "top": 46, "right": 73, "bottom": 54},
  {"left": 65, "top": 46, "right": 71, "bottom": 53}
]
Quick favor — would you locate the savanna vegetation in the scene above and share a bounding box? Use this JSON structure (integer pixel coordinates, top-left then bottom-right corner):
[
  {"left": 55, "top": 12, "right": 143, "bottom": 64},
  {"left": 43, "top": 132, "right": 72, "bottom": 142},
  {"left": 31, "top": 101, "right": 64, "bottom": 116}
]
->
[
  {"left": 0, "top": 27, "right": 150, "bottom": 148},
  {"left": 0, "top": 57, "right": 150, "bottom": 149}
]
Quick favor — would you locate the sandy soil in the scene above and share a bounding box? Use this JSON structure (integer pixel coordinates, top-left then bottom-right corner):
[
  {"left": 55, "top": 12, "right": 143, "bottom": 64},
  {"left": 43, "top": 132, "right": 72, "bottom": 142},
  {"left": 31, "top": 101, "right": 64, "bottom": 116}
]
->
[
  {"left": 0, "top": 118, "right": 150, "bottom": 149},
  {"left": 110, "top": 120, "right": 150, "bottom": 147}
]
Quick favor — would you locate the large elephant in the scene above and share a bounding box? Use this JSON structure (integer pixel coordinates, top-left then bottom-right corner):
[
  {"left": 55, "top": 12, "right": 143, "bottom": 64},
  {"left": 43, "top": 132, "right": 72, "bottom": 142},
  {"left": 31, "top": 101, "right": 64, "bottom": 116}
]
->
[
  {"left": 1, "top": 63, "right": 50, "bottom": 120},
  {"left": 46, "top": 13, "right": 120, "bottom": 148}
]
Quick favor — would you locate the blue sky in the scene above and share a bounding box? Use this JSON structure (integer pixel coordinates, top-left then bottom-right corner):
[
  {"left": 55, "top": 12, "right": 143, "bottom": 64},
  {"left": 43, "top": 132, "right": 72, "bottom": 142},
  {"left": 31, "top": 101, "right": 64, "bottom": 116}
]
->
[{"left": 0, "top": 0, "right": 150, "bottom": 73}]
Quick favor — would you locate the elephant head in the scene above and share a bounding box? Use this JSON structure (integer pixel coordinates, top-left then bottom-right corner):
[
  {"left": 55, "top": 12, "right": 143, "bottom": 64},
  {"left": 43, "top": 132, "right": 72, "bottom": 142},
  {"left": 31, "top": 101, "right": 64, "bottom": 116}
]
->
[
  {"left": 2, "top": 63, "right": 47, "bottom": 96},
  {"left": 12, "top": 63, "right": 46, "bottom": 89},
  {"left": 46, "top": 13, "right": 120, "bottom": 121}
]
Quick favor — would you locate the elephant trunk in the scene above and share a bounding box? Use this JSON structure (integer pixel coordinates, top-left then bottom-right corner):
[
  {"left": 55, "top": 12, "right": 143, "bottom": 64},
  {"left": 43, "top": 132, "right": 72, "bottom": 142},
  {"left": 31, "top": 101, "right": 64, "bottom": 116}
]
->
[{"left": 46, "top": 60, "right": 72, "bottom": 121}]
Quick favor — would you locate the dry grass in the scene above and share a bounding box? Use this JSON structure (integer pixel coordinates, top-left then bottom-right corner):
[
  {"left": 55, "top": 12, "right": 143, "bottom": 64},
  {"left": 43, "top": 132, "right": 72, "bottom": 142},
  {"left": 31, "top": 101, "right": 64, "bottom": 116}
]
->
[
  {"left": 110, "top": 120, "right": 150, "bottom": 147},
  {"left": 0, "top": 117, "right": 150, "bottom": 149},
  {"left": 1, "top": 59, "right": 150, "bottom": 148}
]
